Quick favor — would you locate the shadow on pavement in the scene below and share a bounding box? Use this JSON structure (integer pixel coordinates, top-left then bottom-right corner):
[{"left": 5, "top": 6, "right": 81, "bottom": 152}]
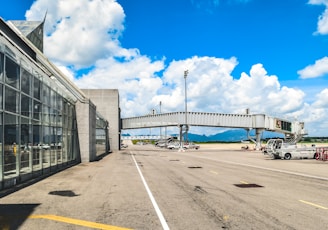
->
[{"left": 0, "top": 203, "right": 40, "bottom": 229}]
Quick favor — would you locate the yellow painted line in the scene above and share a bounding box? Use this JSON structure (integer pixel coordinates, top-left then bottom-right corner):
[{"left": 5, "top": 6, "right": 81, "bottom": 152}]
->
[
  {"left": 210, "top": 170, "right": 218, "bottom": 175},
  {"left": 240, "top": 181, "right": 249, "bottom": 184},
  {"left": 29, "top": 215, "right": 132, "bottom": 230},
  {"left": 299, "top": 200, "right": 328, "bottom": 210}
]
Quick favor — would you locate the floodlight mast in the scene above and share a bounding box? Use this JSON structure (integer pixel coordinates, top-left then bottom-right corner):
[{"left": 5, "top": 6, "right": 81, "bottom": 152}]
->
[{"left": 184, "top": 70, "right": 188, "bottom": 144}]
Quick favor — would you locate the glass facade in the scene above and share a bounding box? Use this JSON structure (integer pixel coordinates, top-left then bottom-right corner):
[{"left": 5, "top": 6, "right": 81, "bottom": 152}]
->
[
  {"left": 0, "top": 47, "right": 78, "bottom": 188},
  {"left": 96, "top": 114, "right": 109, "bottom": 157}
]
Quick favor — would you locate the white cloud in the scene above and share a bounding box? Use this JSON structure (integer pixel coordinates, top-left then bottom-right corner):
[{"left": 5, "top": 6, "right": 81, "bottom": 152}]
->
[
  {"left": 26, "top": 0, "right": 126, "bottom": 68},
  {"left": 308, "top": 0, "right": 328, "bottom": 34},
  {"left": 298, "top": 56, "right": 328, "bottom": 79},
  {"left": 24, "top": 0, "right": 328, "bottom": 136},
  {"left": 313, "top": 88, "right": 328, "bottom": 107}
]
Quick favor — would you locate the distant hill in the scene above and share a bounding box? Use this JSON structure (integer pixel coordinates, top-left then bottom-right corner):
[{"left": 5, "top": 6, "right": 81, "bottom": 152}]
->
[
  {"left": 186, "top": 129, "right": 284, "bottom": 142},
  {"left": 123, "top": 129, "right": 284, "bottom": 142}
]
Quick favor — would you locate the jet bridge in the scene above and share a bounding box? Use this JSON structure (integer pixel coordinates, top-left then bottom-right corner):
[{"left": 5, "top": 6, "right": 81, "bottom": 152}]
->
[{"left": 121, "top": 112, "right": 307, "bottom": 149}]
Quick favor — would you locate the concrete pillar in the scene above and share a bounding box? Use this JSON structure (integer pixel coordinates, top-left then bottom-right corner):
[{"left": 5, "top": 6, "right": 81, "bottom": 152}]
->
[
  {"left": 81, "top": 89, "right": 120, "bottom": 152},
  {"left": 255, "top": 128, "right": 264, "bottom": 150},
  {"left": 75, "top": 99, "right": 97, "bottom": 162}
]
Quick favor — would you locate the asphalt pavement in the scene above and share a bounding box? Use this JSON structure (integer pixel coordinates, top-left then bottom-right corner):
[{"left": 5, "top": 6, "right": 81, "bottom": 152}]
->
[{"left": 1, "top": 144, "right": 328, "bottom": 229}]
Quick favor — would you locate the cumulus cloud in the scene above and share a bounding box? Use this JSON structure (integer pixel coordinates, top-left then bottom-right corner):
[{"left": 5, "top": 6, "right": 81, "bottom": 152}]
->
[
  {"left": 161, "top": 59, "right": 305, "bottom": 116},
  {"left": 308, "top": 0, "right": 328, "bottom": 34},
  {"left": 298, "top": 56, "right": 328, "bottom": 79},
  {"left": 26, "top": 0, "right": 126, "bottom": 68},
  {"left": 23, "top": 0, "right": 328, "bottom": 136}
]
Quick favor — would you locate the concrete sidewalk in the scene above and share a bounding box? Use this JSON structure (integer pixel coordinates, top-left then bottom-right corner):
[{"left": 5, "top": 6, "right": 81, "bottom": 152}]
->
[{"left": 0, "top": 149, "right": 158, "bottom": 230}]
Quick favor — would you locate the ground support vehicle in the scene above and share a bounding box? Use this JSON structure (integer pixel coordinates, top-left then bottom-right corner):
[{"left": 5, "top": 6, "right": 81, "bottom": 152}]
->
[
  {"left": 167, "top": 142, "right": 180, "bottom": 150},
  {"left": 167, "top": 142, "right": 200, "bottom": 150},
  {"left": 263, "top": 139, "right": 316, "bottom": 160},
  {"left": 315, "top": 147, "right": 328, "bottom": 161}
]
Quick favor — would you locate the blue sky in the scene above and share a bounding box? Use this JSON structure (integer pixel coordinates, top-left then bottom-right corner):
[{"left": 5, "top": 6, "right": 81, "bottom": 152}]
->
[
  {"left": 1, "top": 0, "right": 328, "bottom": 136},
  {"left": 119, "top": 0, "right": 322, "bottom": 78}
]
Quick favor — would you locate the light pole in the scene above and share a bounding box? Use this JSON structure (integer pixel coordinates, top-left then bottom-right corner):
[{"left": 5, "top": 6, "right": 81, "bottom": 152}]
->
[
  {"left": 184, "top": 70, "right": 188, "bottom": 144},
  {"left": 159, "top": 101, "right": 162, "bottom": 139}
]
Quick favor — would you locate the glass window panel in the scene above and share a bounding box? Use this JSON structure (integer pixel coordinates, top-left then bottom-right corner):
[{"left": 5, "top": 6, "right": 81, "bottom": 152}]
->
[
  {"left": 0, "top": 83, "right": 3, "bottom": 110},
  {"left": 63, "top": 100, "right": 69, "bottom": 115},
  {"left": 50, "top": 89, "right": 56, "bottom": 108},
  {"left": 57, "top": 110, "right": 62, "bottom": 127},
  {"left": 0, "top": 52, "right": 4, "bottom": 81},
  {"left": 62, "top": 128, "right": 67, "bottom": 163},
  {"left": 33, "top": 100, "right": 41, "bottom": 120},
  {"left": 32, "top": 124, "right": 41, "bottom": 170},
  {"left": 42, "top": 105, "right": 50, "bottom": 124},
  {"left": 57, "top": 93, "right": 62, "bottom": 111},
  {"left": 5, "top": 57, "right": 20, "bottom": 89},
  {"left": 33, "top": 76, "right": 41, "bottom": 100},
  {"left": 0, "top": 113, "right": 2, "bottom": 179},
  {"left": 50, "top": 108, "right": 57, "bottom": 125},
  {"left": 21, "top": 118, "right": 32, "bottom": 173},
  {"left": 5, "top": 87, "right": 18, "bottom": 113},
  {"left": 42, "top": 85, "right": 50, "bottom": 105},
  {"left": 21, "top": 69, "right": 32, "bottom": 95},
  {"left": 67, "top": 131, "right": 73, "bottom": 161},
  {"left": 42, "top": 126, "right": 50, "bottom": 168},
  {"left": 56, "top": 127, "right": 63, "bottom": 164},
  {"left": 4, "top": 113, "right": 19, "bottom": 178},
  {"left": 50, "top": 126, "right": 57, "bottom": 165},
  {"left": 21, "top": 95, "right": 31, "bottom": 117}
]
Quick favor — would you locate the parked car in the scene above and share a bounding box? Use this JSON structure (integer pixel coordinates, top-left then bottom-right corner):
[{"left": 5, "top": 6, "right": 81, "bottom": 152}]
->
[{"left": 183, "top": 142, "right": 200, "bottom": 150}]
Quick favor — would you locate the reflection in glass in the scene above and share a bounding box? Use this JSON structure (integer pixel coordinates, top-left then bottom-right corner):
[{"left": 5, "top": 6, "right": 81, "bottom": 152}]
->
[
  {"left": 5, "top": 57, "right": 20, "bottom": 89},
  {"left": 4, "top": 114, "right": 19, "bottom": 178},
  {"left": 32, "top": 124, "right": 41, "bottom": 171},
  {"left": 0, "top": 84, "right": 3, "bottom": 110},
  {"left": 5, "top": 86, "right": 18, "bottom": 113},
  {"left": 0, "top": 113, "right": 2, "bottom": 180},
  {"left": 21, "top": 118, "right": 32, "bottom": 173},
  {"left": 33, "top": 100, "right": 41, "bottom": 120},
  {"left": 21, "top": 69, "right": 32, "bottom": 95},
  {"left": 0, "top": 51, "right": 79, "bottom": 188},
  {"left": 56, "top": 127, "right": 63, "bottom": 164},
  {"left": 43, "top": 105, "right": 50, "bottom": 125},
  {"left": 33, "top": 76, "right": 41, "bottom": 100},
  {"left": 0, "top": 52, "right": 4, "bottom": 81},
  {"left": 42, "top": 85, "right": 49, "bottom": 105},
  {"left": 21, "top": 95, "right": 31, "bottom": 117},
  {"left": 42, "top": 126, "right": 50, "bottom": 168}
]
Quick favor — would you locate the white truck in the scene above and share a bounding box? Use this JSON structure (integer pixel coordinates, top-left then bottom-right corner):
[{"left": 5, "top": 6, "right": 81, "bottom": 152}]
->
[{"left": 263, "top": 139, "right": 316, "bottom": 160}]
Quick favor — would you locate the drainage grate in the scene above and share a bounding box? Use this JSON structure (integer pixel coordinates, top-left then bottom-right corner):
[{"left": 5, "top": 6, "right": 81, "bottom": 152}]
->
[
  {"left": 234, "top": 184, "right": 263, "bottom": 188},
  {"left": 188, "top": 166, "right": 202, "bottom": 169}
]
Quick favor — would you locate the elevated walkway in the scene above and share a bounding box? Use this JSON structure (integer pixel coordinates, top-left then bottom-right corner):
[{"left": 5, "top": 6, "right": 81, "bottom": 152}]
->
[{"left": 122, "top": 112, "right": 306, "bottom": 149}]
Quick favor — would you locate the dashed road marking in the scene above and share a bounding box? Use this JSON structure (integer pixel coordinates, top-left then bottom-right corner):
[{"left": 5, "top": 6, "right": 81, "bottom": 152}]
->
[{"left": 299, "top": 200, "right": 328, "bottom": 210}]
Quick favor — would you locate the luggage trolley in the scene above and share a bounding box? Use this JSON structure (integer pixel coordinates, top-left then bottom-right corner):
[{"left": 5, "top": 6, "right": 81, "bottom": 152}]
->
[{"left": 315, "top": 147, "right": 328, "bottom": 161}]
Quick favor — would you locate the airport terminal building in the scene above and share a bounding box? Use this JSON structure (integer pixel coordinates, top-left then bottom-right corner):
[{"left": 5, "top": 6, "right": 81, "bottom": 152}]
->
[{"left": 0, "top": 18, "right": 120, "bottom": 191}]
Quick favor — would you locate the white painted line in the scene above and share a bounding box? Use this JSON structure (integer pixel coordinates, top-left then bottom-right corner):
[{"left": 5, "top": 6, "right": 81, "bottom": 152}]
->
[
  {"left": 299, "top": 200, "right": 328, "bottom": 210},
  {"left": 131, "top": 153, "right": 170, "bottom": 230},
  {"left": 190, "top": 155, "right": 328, "bottom": 181}
]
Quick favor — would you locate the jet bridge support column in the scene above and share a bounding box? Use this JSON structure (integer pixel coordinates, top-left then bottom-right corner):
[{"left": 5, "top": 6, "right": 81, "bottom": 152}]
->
[
  {"left": 247, "top": 128, "right": 264, "bottom": 150},
  {"left": 178, "top": 124, "right": 184, "bottom": 152},
  {"left": 255, "top": 128, "right": 264, "bottom": 150}
]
